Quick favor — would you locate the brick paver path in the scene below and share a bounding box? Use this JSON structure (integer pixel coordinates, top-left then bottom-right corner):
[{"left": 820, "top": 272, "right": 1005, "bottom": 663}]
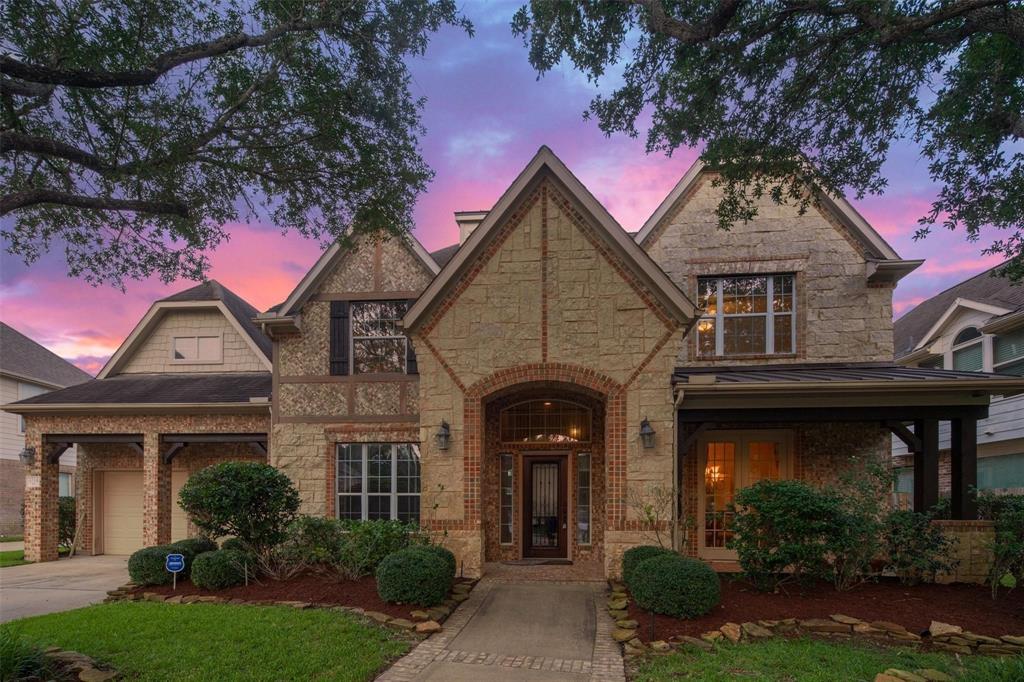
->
[{"left": 377, "top": 578, "right": 625, "bottom": 681}]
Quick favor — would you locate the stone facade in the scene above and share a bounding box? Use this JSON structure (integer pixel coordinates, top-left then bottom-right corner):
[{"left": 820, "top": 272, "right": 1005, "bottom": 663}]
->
[{"left": 644, "top": 172, "right": 895, "bottom": 366}]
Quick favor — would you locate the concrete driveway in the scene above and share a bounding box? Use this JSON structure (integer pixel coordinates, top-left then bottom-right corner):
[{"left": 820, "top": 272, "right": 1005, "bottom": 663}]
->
[{"left": 0, "top": 555, "right": 128, "bottom": 623}]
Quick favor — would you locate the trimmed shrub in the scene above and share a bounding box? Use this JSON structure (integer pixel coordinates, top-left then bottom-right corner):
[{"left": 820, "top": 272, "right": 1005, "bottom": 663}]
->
[
  {"left": 281, "top": 516, "right": 346, "bottom": 567},
  {"left": 58, "top": 496, "right": 75, "bottom": 549},
  {"left": 410, "top": 544, "right": 456, "bottom": 584},
  {"left": 191, "top": 549, "right": 251, "bottom": 590},
  {"left": 335, "top": 519, "right": 427, "bottom": 579},
  {"left": 630, "top": 554, "right": 720, "bottom": 618},
  {"left": 622, "top": 545, "right": 673, "bottom": 591},
  {"left": 376, "top": 547, "right": 449, "bottom": 607},
  {"left": 728, "top": 479, "right": 842, "bottom": 591},
  {"left": 128, "top": 545, "right": 183, "bottom": 586},
  {"left": 178, "top": 462, "right": 300, "bottom": 555},
  {"left": 221, "top": 537, "right": 249, "bottom": 553},
  {"left": 172, "top": 537, "right": 218, "bottom": 556},
  {"left": 883, "top": 510, "right": 958, "bottom": 585}
]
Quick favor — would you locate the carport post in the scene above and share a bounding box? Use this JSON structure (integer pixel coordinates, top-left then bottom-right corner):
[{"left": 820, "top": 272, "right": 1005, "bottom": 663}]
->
[
  {"left": 142, "top": 433, "right": 172, "bottom": 546},
  {"left": 23, "top": 432, "right": 60, "bottom": 562}
]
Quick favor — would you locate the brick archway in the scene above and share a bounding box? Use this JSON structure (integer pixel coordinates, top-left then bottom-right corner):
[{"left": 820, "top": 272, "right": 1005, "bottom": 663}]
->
[{"left": 461, "top": 363, "right": 628, "bottom": 536}]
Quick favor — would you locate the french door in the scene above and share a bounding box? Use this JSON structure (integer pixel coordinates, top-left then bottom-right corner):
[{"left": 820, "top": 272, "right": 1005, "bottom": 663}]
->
[
  {"left": 697, "top": 430, "right": 792, "bottom": 560},
  {"left": 522, "top": 454, "right": 568, "bottom": 558}
]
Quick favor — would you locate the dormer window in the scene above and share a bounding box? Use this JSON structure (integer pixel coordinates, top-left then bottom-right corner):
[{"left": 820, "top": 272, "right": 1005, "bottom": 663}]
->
[
  {"left": 172, "top": 335, "right": 222, "bottom": 363},
  {"left": 697, "top": 275, "right": 796, "bottom": 357},
  {"left": 951, "top": 326, "right": 983, "bottom": 372}
]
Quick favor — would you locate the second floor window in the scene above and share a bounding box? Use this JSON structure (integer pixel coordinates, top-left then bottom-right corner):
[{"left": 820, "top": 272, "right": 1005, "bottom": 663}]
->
[
  {"left": 172, "top": 335, "right": 221, "bottom": 362},
  {"left": 696, "top": 274, "right": 796, "bottom": 357},
  {"left": 351, "top": 301, "right": 408, "bottom": 374}
]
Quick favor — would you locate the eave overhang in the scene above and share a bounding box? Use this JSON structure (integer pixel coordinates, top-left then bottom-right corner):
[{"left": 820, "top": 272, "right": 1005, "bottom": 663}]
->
[{"left": 2, "top": 400, "right": 271, "bottom": 416}]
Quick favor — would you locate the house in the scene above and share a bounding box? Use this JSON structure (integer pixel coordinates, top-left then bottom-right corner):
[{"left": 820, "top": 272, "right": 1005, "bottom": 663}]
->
[
  {"left": 892, "top": 264, "right": 1024, "bottom": 501},
  {"left": 8, "top": 147, "right": 1024, "bottom": 578},
  {"left": 0, "top": 322, "right": 91, "bottom": 535}
]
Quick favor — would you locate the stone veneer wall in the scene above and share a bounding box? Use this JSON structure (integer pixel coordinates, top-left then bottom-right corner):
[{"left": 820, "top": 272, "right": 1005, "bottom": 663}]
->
[
  {"left": 933, "top": 520, "right": 995, "bottom": 585},
  {"left": 643, "top": 172, "right": 895, "bottom": 366},
  {"left": 22, "top": 411, "right": 268, "bottom": 561},
  {"left": 271, "top": 236, "right": 434, "bottom": 517},
  {"left": 679, "top": 422, "right": 890, "bottom": 557},
  {"left": 415, "top": 179, "right": 686, "bottom": 578}
]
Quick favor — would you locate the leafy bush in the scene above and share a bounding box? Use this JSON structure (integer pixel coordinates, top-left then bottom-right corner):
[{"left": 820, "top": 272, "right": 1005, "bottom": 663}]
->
[
  {"left": 630, "top": 554, "right": 721, "bottom": 618},
  {"left": 883, "top": 510, "right": 958, "bottom": 585},
  {"left": 827, "top": 460, "right": 891, "bottom": 591},
  {"left": 281, "top": 516, "right": 346, "bottom": 567},
  {"left": 178, "top": 462, "right": 300, "bottom": 555},
  {"left": 0, "top": 625, "right": 50, "bottom": 682},
  {"left": 172, "top": 537, "right": 218, "bottom": 556},
  {"left": 977, "top": 492, "right": 1024, "bottom": 599},
  {"left": 334, "top": 519, "right": 427, "bottom": 579},
  {"left": 376, "top": 547, "right": 449, "bottom": 606},
  {"left": 409, "top": 544, "right": 456, "bottom": 584},
  {"left": 128, "top": 545, "right": 182, "bottom": 586},
  {"left": 622, "top": 545, "right": 673, "bottom": 591},
  {"left": 191, "top": 549, "right": 252, "bottom": 590},
  {"left": 58, "top": 496, "right": 75, "bottom": 549},
  {"left": 729, "top": 479, "right": 842, "bottom": 591},
  {"left": 221, "top": 537, "right": 249, "bottom": 553}
]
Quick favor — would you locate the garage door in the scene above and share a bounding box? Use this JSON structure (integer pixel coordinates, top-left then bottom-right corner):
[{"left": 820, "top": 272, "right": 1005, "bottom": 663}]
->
[
  {"left": 100, "top": 471, "right": 143, "bottom": 555},
  {"left": 171, "top": 470, "right": 189, "bottom": 542}
]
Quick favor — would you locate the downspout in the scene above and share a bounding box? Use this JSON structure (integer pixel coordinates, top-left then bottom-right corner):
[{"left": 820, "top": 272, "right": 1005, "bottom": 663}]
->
[{"left": 673, "top": 388, "right": 686, "bottom": 552}]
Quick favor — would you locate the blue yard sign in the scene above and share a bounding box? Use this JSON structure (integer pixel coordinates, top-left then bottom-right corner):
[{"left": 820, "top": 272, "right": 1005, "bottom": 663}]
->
[{"left": 166, "top": 553, "right": 185, "bottom": 590}]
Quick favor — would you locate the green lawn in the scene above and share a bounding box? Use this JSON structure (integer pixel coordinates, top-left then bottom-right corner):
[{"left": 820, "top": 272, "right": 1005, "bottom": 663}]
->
[
  {"left": 10, "top": 601, "right": 413, "bottom": 681},
  {"left": 633, "top": 638, "right": 1023, "bottom": 682},
  {"left": 0, "top": 550, "right": 31, "bottom": 568},
  {"left": 0, "top": 534, "right": 23, "bottom": 542}
]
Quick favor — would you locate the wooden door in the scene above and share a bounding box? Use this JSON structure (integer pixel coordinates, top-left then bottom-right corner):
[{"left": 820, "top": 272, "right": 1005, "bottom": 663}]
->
[{"left": 522, "top": 455, "right": 568, "bottom": 558}]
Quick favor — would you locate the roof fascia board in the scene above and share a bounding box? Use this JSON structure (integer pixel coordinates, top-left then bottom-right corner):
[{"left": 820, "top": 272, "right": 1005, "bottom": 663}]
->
[
  {"left": 673, "top": 377, "right": 1024, "bottom": 398},
  {"left": 3, "top": 401, "right": 271, "bottom": 415},
  {"left": 404, "top": 147, "right": 696, "bottom": 330},
  {"left": 913, "top": 297, "right": 1015, "bottom": 350},
  {"left": 982, "top": 310, "right": 1024, "bottom": 334},
  {"left": 0, "top": 370, "right": 70, "bottom": 391},
  {"left": 97, "top": 300, "right": 272, "bottom": 379},
  {"left": 635, "top": 159, "right": 705, "bottom": 244}
]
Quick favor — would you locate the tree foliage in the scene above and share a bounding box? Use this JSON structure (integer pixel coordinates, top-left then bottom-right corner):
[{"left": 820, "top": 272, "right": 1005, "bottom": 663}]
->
[
  {"left": 2, "top": 0, "right": 471, "bottom": 286},
  {"left": 513, "top": 0, "right": 1024, "bottom": 279}
]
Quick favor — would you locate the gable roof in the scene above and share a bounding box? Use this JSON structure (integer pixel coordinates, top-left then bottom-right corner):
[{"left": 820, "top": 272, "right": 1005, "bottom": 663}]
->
[
  {"left": 97, "top": 280, "right": 272, "bottom": 379},
  {"left": 634, "top": 159, "right": 909, "bottom": 267},
  {"left": 272, "top": 233, "right": 440, "bottom": 318},
  {"left": 404, "top": 146, "right": 697, "bottom": 332},
  {"left": 0, "top": 322, "right": 92, "bottom": 388},
  {"left": 895, "top": 262, "right": 1024, "bottom": 357}
]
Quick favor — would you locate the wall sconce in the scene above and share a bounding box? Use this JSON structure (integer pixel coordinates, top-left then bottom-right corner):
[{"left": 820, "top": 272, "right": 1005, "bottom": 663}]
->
[
  {"left": 19, "top": 447, "right": 35, "bottom": 465},
  {"left": 639, "top": 418, "right": 656, "bottom": 449},
  {"left": 435, "top": 421, "right": 451, "bottom": 451}
]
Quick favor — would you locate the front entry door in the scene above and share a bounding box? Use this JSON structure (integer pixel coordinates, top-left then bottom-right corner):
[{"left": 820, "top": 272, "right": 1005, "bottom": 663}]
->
[{"left": 522, "top": 455, "right": 568, "bottom": 558}]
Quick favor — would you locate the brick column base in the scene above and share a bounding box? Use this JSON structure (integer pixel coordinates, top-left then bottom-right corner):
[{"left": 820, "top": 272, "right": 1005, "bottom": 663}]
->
[
  {"left": 142, "top": 433, "right": 171, "bottom": 546},
  {"left": 23, "top": 434, "right": 59, "bottom": 562}
]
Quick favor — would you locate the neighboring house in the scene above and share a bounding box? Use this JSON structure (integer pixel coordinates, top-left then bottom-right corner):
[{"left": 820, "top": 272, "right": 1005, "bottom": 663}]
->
[
  {"left": 0, "top": 323, "right": 91, "bottom": 535},
  {"left": 892, "top": 264, "right": 1024, "bottom": 502},
  {"left": 8, "top": 147, "right": 1024, "bottom": 578}
]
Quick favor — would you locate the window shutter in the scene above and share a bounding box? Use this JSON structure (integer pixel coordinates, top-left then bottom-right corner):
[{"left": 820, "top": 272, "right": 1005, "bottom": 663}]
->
[
  {"left": 330, "top": 301, "right": 350, "bottom": 375},
  {"left": 405, "top": 299, "right": 418, "bottom": 375}
]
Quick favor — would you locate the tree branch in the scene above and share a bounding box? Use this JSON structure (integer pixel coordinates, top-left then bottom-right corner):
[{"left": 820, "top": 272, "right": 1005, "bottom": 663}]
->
[
  {"left": 1, "top": 188, "right": 190, "bottom": 217},
  {"left": 2, "top": 131, "right": 112, "bottom": 172},
  {"left": 0, "top": 16, "right": 338, "bottom": 88},
  {"left": 627, "top": 0, "right": 744, "bottom": 44}
]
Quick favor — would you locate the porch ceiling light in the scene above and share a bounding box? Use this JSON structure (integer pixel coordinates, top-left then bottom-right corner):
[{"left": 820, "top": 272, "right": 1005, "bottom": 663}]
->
[
  {"left": 639, "top": 418, "right": 656, "bottom": 449},
  {"left": 435, "top": 420, "right": 451, "bottom": 451},
  {"left": 19, "top": 447, "right": 35, "bottom": 465}
]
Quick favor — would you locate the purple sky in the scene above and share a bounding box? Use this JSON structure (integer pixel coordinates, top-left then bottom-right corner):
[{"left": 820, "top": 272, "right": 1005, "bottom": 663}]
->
[{"left": 0, "top": 3, "right": 1006, "bottom": 375}]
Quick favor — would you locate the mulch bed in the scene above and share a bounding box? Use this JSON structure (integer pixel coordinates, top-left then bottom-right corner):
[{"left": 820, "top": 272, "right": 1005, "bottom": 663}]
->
[
  {"left": 627, "top": 577, "right": 1024, "bottom": 642},
  {"left": 134, "top": 573, "right": 472, "bottom": 620}
]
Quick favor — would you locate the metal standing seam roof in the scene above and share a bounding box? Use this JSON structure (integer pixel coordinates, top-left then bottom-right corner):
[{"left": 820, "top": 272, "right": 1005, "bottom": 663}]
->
[
  {"left": 7, "top": 372, "right": 271, "bottom": 406},
  {"left": 672, "top": 362, "right": 1021, "bottom": 385}
]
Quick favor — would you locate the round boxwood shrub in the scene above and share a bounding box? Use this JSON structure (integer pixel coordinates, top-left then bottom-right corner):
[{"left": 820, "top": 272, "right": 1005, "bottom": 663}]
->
[
  {"left": 376, "top": 547, "right": 449, "bottom": 607},
  {"left": 191, "top": 549, "right": 251, "bottom": 590},
  {"left": 631, "top": 554, "right": 721, "bottom": 619},
  {"left": 409, "top": 544, "right": 456, "bottom": 584},
  {"left": 622, "top": 545, "right": 673, "bottom": 591},
  {"left": 172, "top": 537, "right": 218, "bottom": 556},
  {"left": 128, "top": 545, "right": 183, "bottom": 586}
]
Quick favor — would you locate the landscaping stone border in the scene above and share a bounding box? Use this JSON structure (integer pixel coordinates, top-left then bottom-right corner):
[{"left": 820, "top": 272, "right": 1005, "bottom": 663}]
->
[
  {"left": 604, "top": 582, "right": 1024, "bottom": 661},
  {"left": 43, "top": 646, "right": 118, "bottom": 681},
  {"left": 105, "top": 579, "right": 477, "bottom": 637}
]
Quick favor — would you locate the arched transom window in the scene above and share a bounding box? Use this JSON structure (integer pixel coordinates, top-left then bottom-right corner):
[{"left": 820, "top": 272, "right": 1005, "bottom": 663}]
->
[{"left": 499, "top": 400, "right": 591, "bottom": 443}]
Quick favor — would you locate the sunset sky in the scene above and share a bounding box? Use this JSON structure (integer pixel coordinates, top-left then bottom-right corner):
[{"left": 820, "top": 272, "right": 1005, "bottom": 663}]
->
[{"left": 0, "top": 3, "right": 1007, "bottom": 376}]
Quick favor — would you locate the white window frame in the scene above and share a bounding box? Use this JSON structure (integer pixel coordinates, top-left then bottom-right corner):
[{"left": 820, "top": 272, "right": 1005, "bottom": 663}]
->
[
  {"left": 993, "top": 329, "right": 1024, "bottom": 375},
  {"left": 169, "top": 334, "right": 223, "bottom": 364},
  {"left": 947, "top": 325, "right": 988, "bottom": 373},
  {"left": 336, "top": 443, "right": 420, "bottom": 522},
  {"left": 697, "top": 274, "right": 796, "bottom": 357},
  {"left": 349, "top": 301, "right": 408, "bottom": 375}
]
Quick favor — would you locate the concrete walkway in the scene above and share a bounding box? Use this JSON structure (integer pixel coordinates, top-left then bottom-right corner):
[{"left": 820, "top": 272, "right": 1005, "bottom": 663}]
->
[
  {"left": 0, "top": 555, "right": 128, "bottom": 623},
  {"left": 378, "top": 579, "right": 624, "bottom": 681}
]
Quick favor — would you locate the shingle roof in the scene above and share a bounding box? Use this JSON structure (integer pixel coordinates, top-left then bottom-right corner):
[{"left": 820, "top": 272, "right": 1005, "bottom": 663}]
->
[
  {"left": 894, "top": 263, "right": 1024, "bottom": 357},
  {"left": 672, "top": 362, "right": 1015, "bottom": 385},
  {"left": 10, "top": 372, "right": 271, "bottom": 405},
  {"left": 158, "top": 280, "right": 272, "bottom": 360},
  {"left": 0, "top": 323, "right": 92, "bottom": 387},
  {"left": 430, "top": 244, "right": 460, "bottom": 268}
]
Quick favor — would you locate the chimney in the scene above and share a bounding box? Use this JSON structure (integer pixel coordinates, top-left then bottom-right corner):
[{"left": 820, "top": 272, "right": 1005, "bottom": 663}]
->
[{"left": 455, "top": 211, "right": 488, "bottom": 244}]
